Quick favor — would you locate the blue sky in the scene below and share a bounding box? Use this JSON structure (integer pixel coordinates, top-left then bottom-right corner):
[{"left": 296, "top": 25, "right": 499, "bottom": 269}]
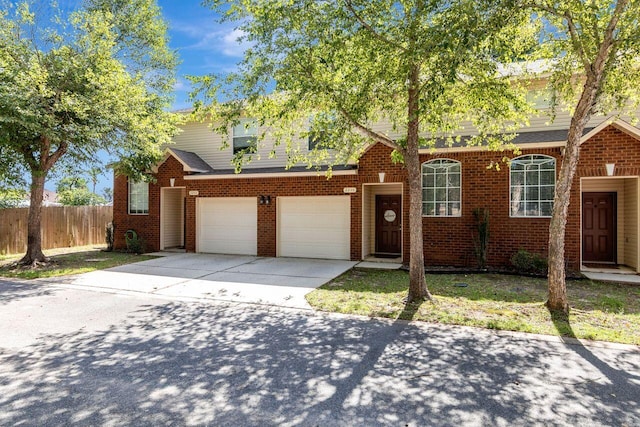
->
[
  {"left": 47, "top": 0, "right": 246, "bottom": 194},
  {"left": 158, "top": 0, "right": 247, "bottom": 110}
]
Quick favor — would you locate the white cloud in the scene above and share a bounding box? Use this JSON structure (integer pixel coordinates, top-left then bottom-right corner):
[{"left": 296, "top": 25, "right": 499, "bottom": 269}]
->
[
  {"left": 170, "top": 20, "right": 252, "bottom": 59},
  {"left": 173, "top": 78, "right": 191, "bottom": 92}
]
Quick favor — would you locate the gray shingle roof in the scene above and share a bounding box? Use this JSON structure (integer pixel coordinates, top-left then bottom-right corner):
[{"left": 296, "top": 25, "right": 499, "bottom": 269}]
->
[
  {"left": 428, "top": 128, "right": 595, "bottom": 149},
  {"left": 169, "top": 148, "right": 214, "bottom": 173}
]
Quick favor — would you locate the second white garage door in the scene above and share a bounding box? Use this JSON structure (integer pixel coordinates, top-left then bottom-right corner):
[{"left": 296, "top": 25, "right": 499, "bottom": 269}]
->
[
  {"left": 197, "top": 197, "right": 257, "bottom": 255},
  {"left": 278, "top": 196, "right": 351, "bottom": 260}
]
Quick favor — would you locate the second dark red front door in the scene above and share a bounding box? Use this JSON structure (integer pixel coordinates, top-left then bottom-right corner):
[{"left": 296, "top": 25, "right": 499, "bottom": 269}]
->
[
  {"left": 376, "top": 195, "right": 402, "bottom": 255},
  {"left": 582, "top": 192, "right": 616, "bottom": 263}
]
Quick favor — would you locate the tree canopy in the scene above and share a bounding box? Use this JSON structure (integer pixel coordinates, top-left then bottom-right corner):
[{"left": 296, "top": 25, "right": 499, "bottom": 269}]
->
[
  {"left": 194, "top": 0, "right": 537, "bottom": 301},
  {"left": 56, "top": 176, "right": 107, "bottom": 206},
  {"left": 0, "top": 0, "right": 179, "bottom": 264},
  {"left": 526, "top": 0, "right": 640, "bottom": 312}
]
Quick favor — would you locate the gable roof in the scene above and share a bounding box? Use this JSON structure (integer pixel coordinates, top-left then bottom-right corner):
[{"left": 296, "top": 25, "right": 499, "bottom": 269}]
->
[
  {"left": 153, "top": 148, "right": 214, "bottom": 173},
  {"left": 580, "top": 118, "right": 640, "bottom": 144}
]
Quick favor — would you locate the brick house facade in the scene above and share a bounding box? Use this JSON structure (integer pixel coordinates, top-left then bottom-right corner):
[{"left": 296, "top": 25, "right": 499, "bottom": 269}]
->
[{"left": 113, "top": 119, "right": 640, "bottom": 273}]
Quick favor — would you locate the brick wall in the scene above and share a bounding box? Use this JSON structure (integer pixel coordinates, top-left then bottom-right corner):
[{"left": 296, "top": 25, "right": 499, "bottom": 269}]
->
[{"left": 113, "top": 124, "right": 639, "bottom": 270}]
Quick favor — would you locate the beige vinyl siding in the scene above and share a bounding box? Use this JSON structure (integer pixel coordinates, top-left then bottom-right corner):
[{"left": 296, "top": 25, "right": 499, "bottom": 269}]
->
[
  {"left": 171, "top": 121, "right": 311, "bottom": 171},
  {"left": 161, "top": 188, "right": 185, "bottom": 249},
  {"left": 624, "top": 178, "right": 639, "bottom": 270},
  {"left": 581, "top": 178, "right": 625, "bottom": 265},
  {"left": 361, "top": 184, "right": 403, "bottom": 256},
  {"left": 368, "top": 110, "right": 632, "bottom": 143}
]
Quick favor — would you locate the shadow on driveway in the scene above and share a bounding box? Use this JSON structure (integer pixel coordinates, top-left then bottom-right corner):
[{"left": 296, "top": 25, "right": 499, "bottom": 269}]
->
[{"left": 51, "top": 253, "right": 357, "bottom": 309}]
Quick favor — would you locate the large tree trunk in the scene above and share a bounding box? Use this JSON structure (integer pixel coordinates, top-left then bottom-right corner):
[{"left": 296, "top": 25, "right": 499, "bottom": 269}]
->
[
  {"left": 547, "top": 80, "right": 598, "bottom": 313},
  {"left": 19, "top": 172, "right": 48, "bottom": 265},
  {"left": 405, "top": 64, "right": 432, "bottom": 303},
  {"left": 405, "top": 142, "right": 431, "bottom": 303},
  {"left": 544, "top": 0, "right": 626, "bottom": 314}
]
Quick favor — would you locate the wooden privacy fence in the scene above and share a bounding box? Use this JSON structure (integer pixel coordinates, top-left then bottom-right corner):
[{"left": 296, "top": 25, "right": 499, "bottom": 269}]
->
[{"left": 0, "top": 206, "right": 113, "bottom": 255}]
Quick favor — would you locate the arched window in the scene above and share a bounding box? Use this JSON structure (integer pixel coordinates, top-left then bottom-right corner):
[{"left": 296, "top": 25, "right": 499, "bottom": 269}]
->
[
  {"left": 422, "top": 159, "right": 461, "bottom": 217},
  {"left": 510, "top": 155, "right": 556, "bottom": 217}
]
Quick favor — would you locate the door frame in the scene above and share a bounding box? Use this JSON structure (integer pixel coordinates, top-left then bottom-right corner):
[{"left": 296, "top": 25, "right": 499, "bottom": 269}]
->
[
  {"left": 581, "top": 191, "right": 617, "bottom": 264},
  {"left": 160, "top": 187, "right": 186, "bottom": 250}
]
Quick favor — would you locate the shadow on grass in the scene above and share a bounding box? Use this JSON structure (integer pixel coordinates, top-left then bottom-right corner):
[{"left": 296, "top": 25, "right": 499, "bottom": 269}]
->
[{"left": 328, "top": 270, "right": 640, "bottom": 315}]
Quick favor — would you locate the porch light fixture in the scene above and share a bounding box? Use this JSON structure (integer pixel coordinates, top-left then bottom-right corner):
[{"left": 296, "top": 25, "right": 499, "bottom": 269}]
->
[
  {"left": 378, "top": 172, "right": 386, "bottom": 183},
  {"left": 170, "top": 178, "right": 175, "bottom": 187},
  {"left": 259, "top": 195, "right": 272, "bottom": 205},
  {"left": 605, "top": 163, "right": 615, "bottom": 176}
]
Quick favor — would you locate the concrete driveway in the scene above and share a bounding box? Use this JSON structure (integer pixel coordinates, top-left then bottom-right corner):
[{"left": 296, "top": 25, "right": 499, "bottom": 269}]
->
[{"left": 52, "top": 253, "right": 356, "bottom": 309}]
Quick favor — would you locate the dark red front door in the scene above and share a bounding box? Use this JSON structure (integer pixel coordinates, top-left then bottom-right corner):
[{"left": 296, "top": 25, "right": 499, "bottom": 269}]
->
[
  {"left": 375, "top": 195, "right": 402, "bottom": 255},
  {"left": 582, "top": 192, "right": 616, "bottom": 263}
]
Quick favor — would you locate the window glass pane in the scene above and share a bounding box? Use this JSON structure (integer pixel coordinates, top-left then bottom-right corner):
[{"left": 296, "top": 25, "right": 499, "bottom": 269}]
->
[
  {"left": 526, "top": 201, "right": 539, "bottom": 216},
  {"left": 425, "top": 188, "right": 435, "bottom": 202},
  {"left": 425, "top": 203, "right": 435, "bottom": 216},
  {"left": 540, "top": 202, "right": 553, "bottom": 216},
  {"left": 449, "top": 202, "right": 461, "bottom": 216},
  {"left": 540, "top": 185, "right": 554, "bottom": 201},
  {"left": 510, "top": 155, "right": 555, "bottom": 217},
  {"left": 233, "top": 119, "right": 258, "bottom": 154},
  {"left": 422, "top": 160, "right": 461, "bottom": 216},
  {"left": 129, "top": 181, "right": 148, "bottom": 214},
  {"left": 511, "top": 201, "right": 524, "bottom": 217},
  {"left": 526, "top": 170, "right": 539, "bottom": 185},
  {"left": 511, "top": 171, "right": 524, "bottom": 186},
  {"left": 540, "top": 170, "right": 555, "bottom": 185},
  {"left": 448, "top": 187, "right": 460, "bottom": 202},
  {"left": 233, "top": 119, "right": 257, "bottom": 137}
]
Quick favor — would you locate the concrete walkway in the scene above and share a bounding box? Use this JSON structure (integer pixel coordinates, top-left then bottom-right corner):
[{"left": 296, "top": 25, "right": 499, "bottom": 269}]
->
[
  {"left": 582, "top": 271, "right": 640, "bottom": 285},
  {"left": 41, "top": 253, "right": 356, "bottom": 309}
]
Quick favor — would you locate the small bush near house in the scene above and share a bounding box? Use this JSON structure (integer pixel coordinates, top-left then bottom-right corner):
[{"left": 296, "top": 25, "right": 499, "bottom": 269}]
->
[
  {"left": 125, "top": 230, "right": 145, "bottom": 254},
  {"left": 510, "top": 249, "right": 548, "bottom": 275}
]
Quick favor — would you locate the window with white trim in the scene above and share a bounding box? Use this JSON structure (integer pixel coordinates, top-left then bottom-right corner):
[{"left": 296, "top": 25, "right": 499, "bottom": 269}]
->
[
  {"left": 510, "top": 154, "right": 555, "bottom": 217},
  {"left": 233, "top": 118, "right": 258, "bottom": 154},
  {"left": 128, "top": 180, "right": 149, "bottom": 214},
  {"left": 422, "top": 159, "right": 461, "bottom": 217}
]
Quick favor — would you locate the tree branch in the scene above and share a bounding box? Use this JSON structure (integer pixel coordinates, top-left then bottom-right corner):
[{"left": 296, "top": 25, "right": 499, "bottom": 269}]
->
[
  {"left": 337, "top": 105, "right": 399, "bottom": 151},
  {"left": 342, "top": 0, "right": 407, "bottom": 53},
  {"left": 44, "top": 140, "right": 68, "bottom": 171}
]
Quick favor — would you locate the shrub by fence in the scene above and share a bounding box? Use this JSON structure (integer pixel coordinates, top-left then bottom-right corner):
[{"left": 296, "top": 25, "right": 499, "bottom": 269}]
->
[{"left": 0, "top": 206, "right": 113, "bottom": 255}]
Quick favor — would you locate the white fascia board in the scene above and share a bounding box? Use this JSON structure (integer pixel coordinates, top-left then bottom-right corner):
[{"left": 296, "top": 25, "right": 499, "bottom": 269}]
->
[{"left": 184, "top": 169, "right": 358, "bottom": 180}]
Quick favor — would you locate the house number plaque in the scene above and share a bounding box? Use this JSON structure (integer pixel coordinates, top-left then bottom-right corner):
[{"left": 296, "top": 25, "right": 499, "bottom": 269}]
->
[{"left": 384, "top": 210, "right": 397, "bottom": 222}]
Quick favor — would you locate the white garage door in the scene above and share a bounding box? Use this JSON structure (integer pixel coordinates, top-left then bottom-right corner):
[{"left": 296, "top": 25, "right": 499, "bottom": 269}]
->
[
  {"left": 197, "top": 197, "right": 257, "bottom": 255},
  {"left": 278, "top": 196, "right": 350, "bottom": 260}
]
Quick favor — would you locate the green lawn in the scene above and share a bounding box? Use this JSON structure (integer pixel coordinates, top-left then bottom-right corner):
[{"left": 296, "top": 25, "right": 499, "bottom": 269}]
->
[
  {"left": 0, "top": 245, "right": 155, "bottom": 279},
  {"left": 306, "top": 269, "right": 640, "bottom": 345}
]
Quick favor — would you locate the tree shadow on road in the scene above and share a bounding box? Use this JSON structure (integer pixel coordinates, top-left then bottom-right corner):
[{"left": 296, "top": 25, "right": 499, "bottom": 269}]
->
[
  {"left": 0, "top": 300, "right": 638, "bottom": 426},
  {"left": 550, "top": 308, "right": 640, "bottom": 417}
]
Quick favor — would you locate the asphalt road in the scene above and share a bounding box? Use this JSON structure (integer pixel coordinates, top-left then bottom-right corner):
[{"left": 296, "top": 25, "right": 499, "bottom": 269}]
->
[{"left": 0, "top": 278, "right": 638, "bottom": 426}]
